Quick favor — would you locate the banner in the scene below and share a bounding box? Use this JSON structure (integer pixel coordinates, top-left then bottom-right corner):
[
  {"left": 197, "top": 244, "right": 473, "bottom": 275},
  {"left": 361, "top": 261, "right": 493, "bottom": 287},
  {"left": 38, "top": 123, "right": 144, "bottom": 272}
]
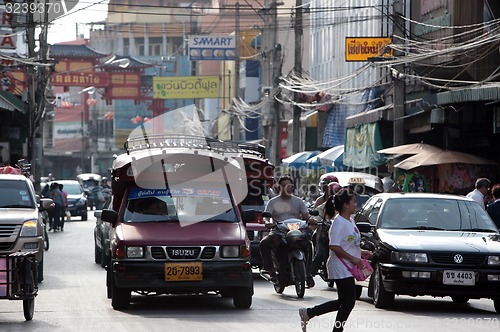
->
[
  {"left": 188, "top": 35, "right": 236, "bottom": 61},
  {"left": 153, "top": 76, "right": 219, "bottom": 99},
  {"left": 345, "top": 37, "right": 392, "bottom": 62}
]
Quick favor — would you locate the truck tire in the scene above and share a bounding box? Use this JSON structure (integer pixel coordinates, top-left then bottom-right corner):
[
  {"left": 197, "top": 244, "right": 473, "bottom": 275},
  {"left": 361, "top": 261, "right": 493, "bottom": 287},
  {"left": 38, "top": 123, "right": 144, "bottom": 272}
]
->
[
  {"left": 95, "top": 243, "right": 102, "bottom": 264},
  {"left": 233, "top": 286, "right": 252, "bottom": 309},
  {"left": 111, "top": 274, "right": 131, "bottom": 310}
]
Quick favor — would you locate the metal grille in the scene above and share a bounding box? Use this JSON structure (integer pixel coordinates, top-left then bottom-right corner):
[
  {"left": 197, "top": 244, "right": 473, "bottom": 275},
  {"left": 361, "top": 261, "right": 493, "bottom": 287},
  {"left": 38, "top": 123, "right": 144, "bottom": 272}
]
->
[
  {"left": 0, "top": 225, "right": 17, "bottom": 238},
  {"left": 200, "top": 247, "right": 216, "bottom": 259},
  {"left": 150, "top": 246, "right": 166, "bottom": 259},
  {"left": 166, "top": 247, "right": 201, "bottom": 259},
  {"left": 430, "top": 253, "right": 486, "bottom": 265}
]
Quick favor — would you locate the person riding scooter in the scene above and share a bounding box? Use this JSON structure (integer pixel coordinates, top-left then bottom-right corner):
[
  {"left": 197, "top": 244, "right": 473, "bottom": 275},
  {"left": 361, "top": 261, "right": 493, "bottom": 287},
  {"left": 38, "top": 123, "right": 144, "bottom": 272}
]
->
[
  {"left": 259, "top": 175, "right": 315, "bottom": 288},
  {"left": 311, "top": 181, "right": 342, "bottom": 280}
]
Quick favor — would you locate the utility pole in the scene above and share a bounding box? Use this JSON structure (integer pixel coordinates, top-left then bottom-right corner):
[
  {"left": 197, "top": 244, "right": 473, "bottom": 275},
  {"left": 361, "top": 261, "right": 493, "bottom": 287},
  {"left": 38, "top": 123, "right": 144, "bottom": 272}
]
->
[
  {"left": 232, "top": 2, "right": 241, "bottom": 141},
  {"left": 273, "top": 44, "right": 282, "bottom": 166},
  {"left": 271, "top": 2, "right": 282, "bottom": 166},
  {"left": 26, "top": 0, "right": 38, "bottom": 188},
  {"left": 292, "top": 0, "right": 303, "bottom": 154},
  {"left": 392, "top": 0, "right": 406, "bottom": 147}
]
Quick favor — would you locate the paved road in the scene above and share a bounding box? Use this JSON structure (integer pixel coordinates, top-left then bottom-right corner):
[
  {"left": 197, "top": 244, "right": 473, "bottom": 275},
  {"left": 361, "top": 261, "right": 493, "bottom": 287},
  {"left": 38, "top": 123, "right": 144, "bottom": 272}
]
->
[{"left": 0, "top": 213, "right": 498, "bottom": 331}]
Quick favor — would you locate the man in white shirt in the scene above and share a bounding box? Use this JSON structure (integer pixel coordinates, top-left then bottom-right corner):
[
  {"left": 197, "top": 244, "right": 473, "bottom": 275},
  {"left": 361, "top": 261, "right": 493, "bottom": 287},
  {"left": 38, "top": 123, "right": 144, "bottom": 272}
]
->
[{"left": 466, "top": 178, "right": 491, "bottom": 210}]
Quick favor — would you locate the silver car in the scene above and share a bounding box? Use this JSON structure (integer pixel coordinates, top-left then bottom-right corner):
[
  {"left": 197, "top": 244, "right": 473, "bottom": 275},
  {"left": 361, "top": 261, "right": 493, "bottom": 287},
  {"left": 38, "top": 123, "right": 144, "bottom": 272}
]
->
[{"left": 0, "top": 174, "right": 53, "bottom": 282}]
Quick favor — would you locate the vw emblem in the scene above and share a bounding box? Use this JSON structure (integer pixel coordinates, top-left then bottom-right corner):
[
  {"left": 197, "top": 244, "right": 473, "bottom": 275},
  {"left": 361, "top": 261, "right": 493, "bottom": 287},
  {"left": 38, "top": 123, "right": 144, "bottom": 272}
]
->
[{"left": 453, "top": 254, "right": 464, "bottom": 263}]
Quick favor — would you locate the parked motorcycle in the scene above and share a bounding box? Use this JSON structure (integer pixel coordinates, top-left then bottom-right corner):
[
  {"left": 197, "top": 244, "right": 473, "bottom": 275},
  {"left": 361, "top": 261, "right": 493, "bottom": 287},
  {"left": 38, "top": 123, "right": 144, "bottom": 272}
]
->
[{"left": 260, "top": 211, "right": 317, "bottom": 298}]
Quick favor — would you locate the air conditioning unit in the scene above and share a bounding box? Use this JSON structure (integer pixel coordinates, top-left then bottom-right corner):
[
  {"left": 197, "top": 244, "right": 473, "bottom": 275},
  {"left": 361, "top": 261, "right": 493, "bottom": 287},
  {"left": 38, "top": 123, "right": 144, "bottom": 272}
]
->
[{"left": 430, "top": 108, "right": 444, "bottom": 124}]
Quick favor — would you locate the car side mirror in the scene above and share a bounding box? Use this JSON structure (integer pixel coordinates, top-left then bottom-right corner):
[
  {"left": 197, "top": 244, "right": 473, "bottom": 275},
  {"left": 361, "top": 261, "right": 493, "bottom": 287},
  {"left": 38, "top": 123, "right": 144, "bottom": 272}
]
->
[
  {"left": 101, "top": 209, "right": 118, "bottom": 226},
  {"left": 242, "top": 209, "right": 256, "bottom": 225},
  {"left": 39, "top": 198, "right": 55, "bottom": 211},
  {"left": 356, "top": 221, "right": 373, "bottom": 233},
  {"left": 94, "top": 211, "right": 102, "bottom": 219}
]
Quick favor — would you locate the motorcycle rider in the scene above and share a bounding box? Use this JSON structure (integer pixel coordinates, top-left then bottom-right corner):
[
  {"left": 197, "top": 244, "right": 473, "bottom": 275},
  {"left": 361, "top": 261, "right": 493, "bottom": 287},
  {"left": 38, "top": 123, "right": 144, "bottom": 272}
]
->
[
  {"left": 314, "top": 174, "right": 339, "bottom": 209},
  {"left": 259, "top": 175, "right": 315, "bottom": 287},
  {"left": 311, "top": 182, "right": 341, "bottom": 277}
]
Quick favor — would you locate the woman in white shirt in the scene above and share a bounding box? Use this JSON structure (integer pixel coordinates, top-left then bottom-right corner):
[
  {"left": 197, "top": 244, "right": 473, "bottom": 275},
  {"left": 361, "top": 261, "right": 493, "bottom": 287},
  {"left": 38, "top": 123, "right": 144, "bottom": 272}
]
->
[{"left": 299, "top": 186, "right": 372, "bottom": 332}]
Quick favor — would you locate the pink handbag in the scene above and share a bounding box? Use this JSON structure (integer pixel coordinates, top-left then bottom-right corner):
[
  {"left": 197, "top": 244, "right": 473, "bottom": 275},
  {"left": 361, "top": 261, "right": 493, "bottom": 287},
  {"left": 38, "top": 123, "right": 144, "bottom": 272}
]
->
[{"left": 339, "top": 257, "right": 374, "bottom": 281}]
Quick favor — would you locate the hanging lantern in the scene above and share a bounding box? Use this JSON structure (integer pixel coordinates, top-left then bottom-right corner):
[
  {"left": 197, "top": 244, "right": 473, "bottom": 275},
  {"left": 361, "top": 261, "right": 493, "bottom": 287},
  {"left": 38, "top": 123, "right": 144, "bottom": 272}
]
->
[
  {"left": 130, "top": 117, "right": 138, "bottom": 124},
  {"left": 143, "top": 117, "right": 150, "bottom": 123},
  {"left": 135, "top": 115, "right": 143, "bottom": 123},
  {"left": 87, "top": 98, "right": 97, "bottom": 106}
]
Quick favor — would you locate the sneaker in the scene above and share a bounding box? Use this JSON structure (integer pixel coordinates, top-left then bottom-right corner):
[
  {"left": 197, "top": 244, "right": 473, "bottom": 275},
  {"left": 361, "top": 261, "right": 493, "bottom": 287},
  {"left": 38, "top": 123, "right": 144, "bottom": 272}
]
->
[{"left": 299, "top": 308, "right": 310, "bottom": 332}]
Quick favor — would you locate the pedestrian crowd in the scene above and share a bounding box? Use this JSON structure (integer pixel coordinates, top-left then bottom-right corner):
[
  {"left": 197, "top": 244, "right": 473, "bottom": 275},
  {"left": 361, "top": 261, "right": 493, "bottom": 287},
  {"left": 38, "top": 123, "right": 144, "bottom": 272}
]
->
[{"left": 45, "top": 182, "right": 68, "bottom": 232}]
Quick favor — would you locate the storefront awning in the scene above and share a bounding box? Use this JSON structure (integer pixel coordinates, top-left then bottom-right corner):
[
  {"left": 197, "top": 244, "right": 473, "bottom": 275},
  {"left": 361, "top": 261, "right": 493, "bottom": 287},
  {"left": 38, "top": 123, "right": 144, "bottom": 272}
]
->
[
  {"left": 0, "top": 91, "right": 27, "bottom": 114},
  {"left": 406, "top": 85, "right": 500, "bottom": 116},
  {"left": 345, "top": 104, "right": 393, "bottom": 128}
]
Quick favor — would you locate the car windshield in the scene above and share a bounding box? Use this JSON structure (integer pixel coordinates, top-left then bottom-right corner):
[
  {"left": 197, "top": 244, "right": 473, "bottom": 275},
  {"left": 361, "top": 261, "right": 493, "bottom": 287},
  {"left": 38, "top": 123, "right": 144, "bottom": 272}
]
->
[
  {"left": 379, "top": 198, "right": 499, "bottom": 232},
  {"left": 60, "top": 183, "right": 82, "bottom": 195},
  {"left": 0, "top": 180, "right": 35, "bottom": 208},
  {"left": 122, "top": 187, "right": 237, "bottom": 223}
]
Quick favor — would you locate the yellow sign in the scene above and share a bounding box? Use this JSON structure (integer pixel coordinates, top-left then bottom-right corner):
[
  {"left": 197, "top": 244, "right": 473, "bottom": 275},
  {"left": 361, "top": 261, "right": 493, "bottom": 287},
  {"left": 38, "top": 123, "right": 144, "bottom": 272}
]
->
[
  {"left": 153, "top": 76, "right": 220, "bottom": 99},
  {"left": 348, "top": 177, "right": 365, "bottom": 184},
  {"left": 345, "top": 37, "right": 393, "bottom": 62}
]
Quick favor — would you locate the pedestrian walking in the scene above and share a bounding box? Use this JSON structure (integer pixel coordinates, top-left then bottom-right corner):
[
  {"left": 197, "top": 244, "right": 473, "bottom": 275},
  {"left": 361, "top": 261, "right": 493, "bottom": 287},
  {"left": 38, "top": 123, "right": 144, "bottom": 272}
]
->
[
  {"left": 47, "top": 182, "right": 64, "bottom": 231},
  {"left": 59, "top": 183, "right": 69, "bottom": 231},
  {"left": 487, "top": 184, "right": 500, "bottom": 229},
  {"left": 299, "top": 186, "right": 373, "bottom": 332},
  {"left": 466, "top": 178, "right": 491, "bottom": 209}
]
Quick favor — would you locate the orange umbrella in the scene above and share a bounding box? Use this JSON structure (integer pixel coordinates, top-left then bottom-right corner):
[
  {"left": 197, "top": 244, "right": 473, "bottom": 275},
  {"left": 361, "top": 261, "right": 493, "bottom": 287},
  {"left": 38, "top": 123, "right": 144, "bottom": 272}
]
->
[
  {"left": 377, "top": 142, "right": 443, "bottom": 155},
  {"left": 394, "top": 150, "right": 498, "bottom": 170}
]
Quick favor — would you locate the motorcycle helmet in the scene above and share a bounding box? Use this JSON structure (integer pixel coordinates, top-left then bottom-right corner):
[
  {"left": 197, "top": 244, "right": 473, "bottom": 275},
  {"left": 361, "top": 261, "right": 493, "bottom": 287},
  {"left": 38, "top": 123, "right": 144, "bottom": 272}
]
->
[
  {"left": 327, "top": 181, "right": 342, "bottom": 196},
  {"left": 319, "top": 174, "right": 339, "bottom": 193}
]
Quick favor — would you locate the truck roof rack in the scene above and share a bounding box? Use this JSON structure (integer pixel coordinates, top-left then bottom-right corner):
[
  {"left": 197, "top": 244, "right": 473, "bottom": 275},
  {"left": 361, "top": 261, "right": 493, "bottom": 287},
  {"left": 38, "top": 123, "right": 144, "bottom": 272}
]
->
[{"left": 124, "top": 134, "right": 268, "bottom": 160}]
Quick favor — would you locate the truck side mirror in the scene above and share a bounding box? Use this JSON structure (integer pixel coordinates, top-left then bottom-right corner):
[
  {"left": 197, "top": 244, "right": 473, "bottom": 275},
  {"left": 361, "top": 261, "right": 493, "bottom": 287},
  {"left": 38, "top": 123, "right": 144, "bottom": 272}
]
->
[{"left": 101, "top": 209, "right": 118, "bottom": 226}]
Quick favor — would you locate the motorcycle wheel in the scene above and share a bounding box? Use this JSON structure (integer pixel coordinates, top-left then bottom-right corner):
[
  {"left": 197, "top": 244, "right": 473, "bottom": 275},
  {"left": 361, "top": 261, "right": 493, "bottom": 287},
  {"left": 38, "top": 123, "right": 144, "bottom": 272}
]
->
[
  {"left": 23, "top": 298, "right": 35, "bottom": 321},
  {"left": 293, "top": 259, "right": 306, "bottom": 299}
]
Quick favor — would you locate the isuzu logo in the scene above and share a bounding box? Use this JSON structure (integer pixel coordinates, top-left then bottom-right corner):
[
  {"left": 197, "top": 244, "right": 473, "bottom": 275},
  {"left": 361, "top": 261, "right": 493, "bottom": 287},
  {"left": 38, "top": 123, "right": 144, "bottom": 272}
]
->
[
  {"left": 172, "top": 249, "right": 196, "bottom": 258},
  {"left": 453, "top": 254, "right": 464, "bottom": 263}
]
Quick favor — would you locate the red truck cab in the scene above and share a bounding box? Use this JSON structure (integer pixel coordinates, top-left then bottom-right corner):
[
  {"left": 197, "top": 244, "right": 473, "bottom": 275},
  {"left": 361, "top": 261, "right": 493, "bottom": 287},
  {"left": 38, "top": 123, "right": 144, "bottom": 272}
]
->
[{"left": 101, "top": 135, "right": 255, "bottom": 309}]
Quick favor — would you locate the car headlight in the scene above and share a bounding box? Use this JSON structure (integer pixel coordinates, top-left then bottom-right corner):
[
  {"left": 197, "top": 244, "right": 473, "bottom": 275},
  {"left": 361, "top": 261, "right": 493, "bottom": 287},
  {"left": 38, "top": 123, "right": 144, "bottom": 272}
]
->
[
  {"left": 20, "top": 220, "right": 39, "bottom": 237},
  {"left": 488, "top": 256, "right": 500, "bottom": 265},
  {"left": 126, "top": 246, "right": 144, "bottom": 258},
  {"left": 391, "top": 251, "right": 428, "bottom": 263},
  {"left": 220, "top": 246, "right": 240, "bottom": 258}
]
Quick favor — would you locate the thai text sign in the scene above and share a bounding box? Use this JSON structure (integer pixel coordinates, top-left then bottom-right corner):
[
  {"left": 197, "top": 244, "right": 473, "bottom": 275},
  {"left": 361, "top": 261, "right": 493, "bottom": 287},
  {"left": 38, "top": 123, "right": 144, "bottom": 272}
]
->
[
  {"left": 345, "top": 37, "right": 392, "bottom": 62},
  {"left": 51, "top": 72, "right": 109, "bottom": 87},
  {"left": 188, "top": 35, "right": 236, "bottom": 61},
  {"left": 153, "top": 76, "right": 220, "bottom": 99}
]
